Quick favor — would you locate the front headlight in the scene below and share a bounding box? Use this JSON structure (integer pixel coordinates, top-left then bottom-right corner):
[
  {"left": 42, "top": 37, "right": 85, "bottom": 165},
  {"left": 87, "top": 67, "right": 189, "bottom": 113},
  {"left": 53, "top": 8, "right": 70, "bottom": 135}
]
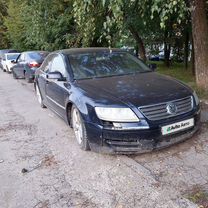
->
[
  {"left": 193, "top": 91, "right": 200, "bottom": 106},
  {"left": 95, "top": 107, "right": 139, "bottom": 122}
]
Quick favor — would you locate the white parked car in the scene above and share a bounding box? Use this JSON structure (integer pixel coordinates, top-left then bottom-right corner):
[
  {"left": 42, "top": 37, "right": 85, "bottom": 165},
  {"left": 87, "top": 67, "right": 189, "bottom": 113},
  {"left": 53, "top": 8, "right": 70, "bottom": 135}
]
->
[{"left": 2, "top": 53, "right": 20, "bottom": 73}]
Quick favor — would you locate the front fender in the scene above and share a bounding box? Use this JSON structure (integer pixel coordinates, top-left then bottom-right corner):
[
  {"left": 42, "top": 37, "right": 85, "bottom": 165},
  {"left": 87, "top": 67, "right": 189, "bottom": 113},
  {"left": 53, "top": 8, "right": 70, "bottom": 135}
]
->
[{"left": 66, "top": 87, "right": 101, "bottom": 125}]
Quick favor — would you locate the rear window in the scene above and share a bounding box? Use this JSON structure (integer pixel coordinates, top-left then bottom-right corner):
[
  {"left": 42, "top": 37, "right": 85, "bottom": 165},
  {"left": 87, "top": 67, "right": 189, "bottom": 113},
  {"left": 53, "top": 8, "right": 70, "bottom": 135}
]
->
[
  {"left": 6, "top": 54, "right": 20, "bottom": 60},
  {"left": 27, "top": 52, "right": 49, "bottom": 61}
]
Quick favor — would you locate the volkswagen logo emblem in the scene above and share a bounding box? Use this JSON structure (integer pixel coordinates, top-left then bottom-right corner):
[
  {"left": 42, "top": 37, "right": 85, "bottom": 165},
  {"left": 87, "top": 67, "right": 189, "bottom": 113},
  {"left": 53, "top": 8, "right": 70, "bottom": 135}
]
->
[{"left": 166, "top": 103, "right": 177, "bottom": 115}]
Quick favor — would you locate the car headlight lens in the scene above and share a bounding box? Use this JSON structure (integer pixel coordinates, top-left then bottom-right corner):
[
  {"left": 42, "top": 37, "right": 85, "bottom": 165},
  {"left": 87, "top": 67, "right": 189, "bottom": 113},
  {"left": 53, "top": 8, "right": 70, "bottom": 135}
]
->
[
  {"left": 193, "top": 91, "right": 200, "bottom": 106},
  {"left": 95, "top": 107, "right": 139, "bottom": 122}
]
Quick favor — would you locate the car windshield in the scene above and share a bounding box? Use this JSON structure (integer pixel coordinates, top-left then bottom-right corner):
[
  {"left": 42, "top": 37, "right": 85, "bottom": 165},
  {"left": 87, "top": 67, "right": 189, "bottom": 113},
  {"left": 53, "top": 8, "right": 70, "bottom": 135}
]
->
[
  {"left": 68, "top": 52, "right": 151, "bottom": 80},
  {"left": 6, "top": 54, "right": 20, "bottom": 60},
  {"left": 28, "top": 52, "right": 48, "bottom": 61}
]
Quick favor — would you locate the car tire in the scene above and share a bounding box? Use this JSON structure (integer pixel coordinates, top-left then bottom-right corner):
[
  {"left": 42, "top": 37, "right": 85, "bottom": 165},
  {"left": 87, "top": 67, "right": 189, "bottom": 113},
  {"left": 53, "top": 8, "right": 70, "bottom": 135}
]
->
[
  {"left": 71, "top": 106, "right": 90, "bottom": 151},
  {"left": 6, "top": 67, "right": 9, "bottom": 73},
  {"left": 26, "top": 75, "right": 33, "bottom": 83},
  {"left": 25, "top": 72, "right": 31, "bottom": 83},
  {"left": 13, "top": 71, "right": 17, "bottom": 79},
  {"left": 35, "top": 84, "right": 46, "bottom": 108}
]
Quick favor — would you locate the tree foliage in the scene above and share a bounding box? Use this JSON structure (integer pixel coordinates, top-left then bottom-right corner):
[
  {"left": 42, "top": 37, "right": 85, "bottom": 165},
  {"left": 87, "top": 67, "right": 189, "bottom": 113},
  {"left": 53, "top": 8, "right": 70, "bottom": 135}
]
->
[
  {"left": 1, "top": 0, "right": 208, "bottom": 90},
  {"left": 0, "top": 0, "right": 8, "bottom": 48},
  {"left": 4, "top": 0, "right": 77, "bottom": 51}
]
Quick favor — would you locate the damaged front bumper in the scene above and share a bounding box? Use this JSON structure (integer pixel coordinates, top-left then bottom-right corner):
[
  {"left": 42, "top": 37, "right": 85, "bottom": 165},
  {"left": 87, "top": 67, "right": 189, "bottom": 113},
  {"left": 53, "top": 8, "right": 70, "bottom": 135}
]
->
[{"left": 85, "top": 109, "right": 201, "bottom": 154}]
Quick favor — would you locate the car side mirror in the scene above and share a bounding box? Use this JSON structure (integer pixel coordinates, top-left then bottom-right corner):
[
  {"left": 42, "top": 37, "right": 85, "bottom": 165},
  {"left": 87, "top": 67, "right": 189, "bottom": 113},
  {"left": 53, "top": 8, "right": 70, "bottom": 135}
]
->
[
  {"left": 47, "top": 71, "right": 66, "bottom": 81},
  {"left": 11, "top": 60, "right": 17, "bottom": 64},
  {"left": 148, "top": 63, "right": 157, "bottom": 71}
]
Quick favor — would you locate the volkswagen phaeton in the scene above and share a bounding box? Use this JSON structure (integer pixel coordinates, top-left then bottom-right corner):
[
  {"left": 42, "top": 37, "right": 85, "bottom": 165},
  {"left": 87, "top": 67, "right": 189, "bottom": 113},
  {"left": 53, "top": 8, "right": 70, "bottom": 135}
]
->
[{"left": 34, "top": 48, "right": 200, "bottom": 154}]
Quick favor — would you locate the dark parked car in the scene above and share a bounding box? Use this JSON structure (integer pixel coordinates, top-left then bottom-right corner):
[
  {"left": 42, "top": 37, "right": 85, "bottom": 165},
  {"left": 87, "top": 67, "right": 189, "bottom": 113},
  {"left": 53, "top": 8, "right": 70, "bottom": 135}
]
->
[
  {"left": 0, "top": 49, "right": 20, "bottom": 71},
  {"left": 12, "top": 51, "right": 49, "bottom": 82},
  {"left": 34, "top": 48, "right": 200, "bottom": 154}
]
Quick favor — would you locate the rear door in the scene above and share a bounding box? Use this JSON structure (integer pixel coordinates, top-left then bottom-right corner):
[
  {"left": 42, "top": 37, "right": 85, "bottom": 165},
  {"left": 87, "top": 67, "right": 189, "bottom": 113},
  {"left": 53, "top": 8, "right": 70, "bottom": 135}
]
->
[
  {"left": 45, "top": 54, "right": 69, "bottom": 117},
  {"left": 13, "top": 53, "right": 26, "bottom": 77},
  {"left": 37, "top": 54, "right": 54, "bottom": 102}
]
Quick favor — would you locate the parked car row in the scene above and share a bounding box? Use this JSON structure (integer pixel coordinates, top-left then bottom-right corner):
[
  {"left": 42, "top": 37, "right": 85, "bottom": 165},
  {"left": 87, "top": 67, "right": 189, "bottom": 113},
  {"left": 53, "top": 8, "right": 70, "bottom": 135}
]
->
[
  {"left": 0, "top": 50, "right": 49, "bottom": 83},
  {"left": 1, "top": 47, "right": 201, "bottom": 154},
  {"left": 0, "top": 49, "right": 20, "bottom": 71}
]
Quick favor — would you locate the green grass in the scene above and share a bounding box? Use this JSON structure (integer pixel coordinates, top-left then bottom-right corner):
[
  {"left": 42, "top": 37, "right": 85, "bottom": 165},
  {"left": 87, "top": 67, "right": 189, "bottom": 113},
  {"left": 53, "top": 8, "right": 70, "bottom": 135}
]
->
[
  {"left": 187, "top": 189, "right": 208, "bottom": 208},
  {"left": 149, "top": 61, "right": 208, "bottom": 99}
]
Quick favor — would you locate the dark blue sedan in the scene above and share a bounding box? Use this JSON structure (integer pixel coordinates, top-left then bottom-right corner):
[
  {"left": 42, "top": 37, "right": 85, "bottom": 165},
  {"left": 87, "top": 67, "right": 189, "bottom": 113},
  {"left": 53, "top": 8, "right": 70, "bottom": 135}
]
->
[{"left": 34, "top": 48, "right": 200, "bottom": 154}]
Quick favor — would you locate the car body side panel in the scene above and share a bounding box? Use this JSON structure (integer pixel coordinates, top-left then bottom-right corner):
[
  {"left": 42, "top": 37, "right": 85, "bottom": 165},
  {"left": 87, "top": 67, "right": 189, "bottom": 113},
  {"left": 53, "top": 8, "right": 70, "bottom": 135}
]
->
[
  {"left": 13, "top": 61, "right": 26, "bottom": 78},
  {"left": 45, "top": 80, "right": 69, "bottom": 117}
]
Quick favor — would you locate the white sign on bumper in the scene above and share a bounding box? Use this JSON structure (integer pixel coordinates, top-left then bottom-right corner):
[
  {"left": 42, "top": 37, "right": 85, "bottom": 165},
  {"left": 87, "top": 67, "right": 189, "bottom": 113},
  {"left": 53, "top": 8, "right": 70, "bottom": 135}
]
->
[{"left": 161, "top": 118, "right": 194, "bottom": 136}]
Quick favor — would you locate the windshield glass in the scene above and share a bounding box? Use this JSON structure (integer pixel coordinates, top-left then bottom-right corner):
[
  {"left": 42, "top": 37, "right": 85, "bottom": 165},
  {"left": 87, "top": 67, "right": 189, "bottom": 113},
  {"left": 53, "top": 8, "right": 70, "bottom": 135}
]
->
[
  {"left": 68, "top": 52, "right": 151, "bottom": 80},
  {"left": 28, "top": 52, "right": 48, "bottom": 61},
  {"left": 6, "top": 53, "right": 20, "bottom": 60}
]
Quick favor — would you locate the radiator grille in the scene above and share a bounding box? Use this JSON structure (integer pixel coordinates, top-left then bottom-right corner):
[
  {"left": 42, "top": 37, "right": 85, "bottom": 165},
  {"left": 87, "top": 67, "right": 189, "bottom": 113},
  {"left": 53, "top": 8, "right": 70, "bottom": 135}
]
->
[{"left": 139, "top": 96, "right": 193, "bottom": 121}]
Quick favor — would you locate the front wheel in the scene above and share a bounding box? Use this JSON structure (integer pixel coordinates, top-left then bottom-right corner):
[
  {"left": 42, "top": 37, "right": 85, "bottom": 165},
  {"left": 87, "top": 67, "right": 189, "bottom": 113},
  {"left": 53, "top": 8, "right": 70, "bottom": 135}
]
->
[
  {"left": 35, "top": 84, "right": 46, "bottom": 108},
  {"left": 71, "top": 106, "right": 90, "bottom": 151}
]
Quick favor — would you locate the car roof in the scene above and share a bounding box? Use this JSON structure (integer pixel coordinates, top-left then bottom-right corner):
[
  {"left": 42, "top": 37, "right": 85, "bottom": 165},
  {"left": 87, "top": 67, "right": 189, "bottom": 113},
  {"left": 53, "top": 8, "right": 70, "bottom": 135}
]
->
[
  {"left": 5, "top": 52, "right": 20, "bottom": 55},
  {"left": 21, "top": 51, "right": 49, "bottom": 54},
  {"left": 55, "top": 48, "right": 124, "bottom": 55},
  {"left": 0, "top": 49, "right": 19, "bottom": 57}
]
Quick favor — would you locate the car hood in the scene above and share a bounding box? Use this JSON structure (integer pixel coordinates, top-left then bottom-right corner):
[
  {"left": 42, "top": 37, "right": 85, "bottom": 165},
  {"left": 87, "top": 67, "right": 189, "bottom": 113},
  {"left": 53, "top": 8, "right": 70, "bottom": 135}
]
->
[{"left": 75, "top": 72, "right": 192, "bottom": 107}]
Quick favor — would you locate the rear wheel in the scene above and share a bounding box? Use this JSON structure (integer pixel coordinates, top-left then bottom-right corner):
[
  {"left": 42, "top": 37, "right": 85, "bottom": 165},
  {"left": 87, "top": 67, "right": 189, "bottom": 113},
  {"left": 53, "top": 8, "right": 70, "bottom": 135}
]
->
[
  {"left": 6, "top": 67, "right": 10, "bottom": 73},
  {"left": 13, "top": 71, "right": 17, "bottom": 79},
  {"left": 71, "top": 106, "right": 90, "bottom": 151},
  {"left": 26, "top": 75, "right": 33, "bottom": 83},
  {"left": 35, "top": 84, "right": 46, "bottom": 108}
]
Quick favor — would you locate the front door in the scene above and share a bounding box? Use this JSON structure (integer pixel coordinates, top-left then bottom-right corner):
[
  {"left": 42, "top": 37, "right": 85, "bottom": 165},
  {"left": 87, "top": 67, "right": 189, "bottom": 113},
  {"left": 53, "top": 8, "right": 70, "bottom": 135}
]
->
[{"left": 45, "top": 54, "right": 69, "bottom": 117}]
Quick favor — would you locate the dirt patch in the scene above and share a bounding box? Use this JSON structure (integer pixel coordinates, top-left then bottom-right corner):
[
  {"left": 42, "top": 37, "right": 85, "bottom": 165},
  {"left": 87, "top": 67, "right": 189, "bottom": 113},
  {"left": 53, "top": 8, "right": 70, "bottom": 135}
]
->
[
  {"left": 32, "top": 190, "right": 98, "bottom": 208},
  {"left": 0, "top": 123, "right": 37, "bottom": 137},
  {"left": 186, "top": 186, "right": 208, "bottom": 208},
  {"left": 201, "top": 101, "right": 208, "bottom": 110},
  {"left": 41, "top": 155, "right": 58, "bottom": 167}
]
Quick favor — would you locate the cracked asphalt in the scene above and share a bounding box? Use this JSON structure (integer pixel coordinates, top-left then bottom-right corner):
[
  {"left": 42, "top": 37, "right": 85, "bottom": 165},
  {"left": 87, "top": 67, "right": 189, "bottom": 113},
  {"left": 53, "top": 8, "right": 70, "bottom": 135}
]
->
[{"left": 0, "top": 71, "right": 208, "bottom": 208}]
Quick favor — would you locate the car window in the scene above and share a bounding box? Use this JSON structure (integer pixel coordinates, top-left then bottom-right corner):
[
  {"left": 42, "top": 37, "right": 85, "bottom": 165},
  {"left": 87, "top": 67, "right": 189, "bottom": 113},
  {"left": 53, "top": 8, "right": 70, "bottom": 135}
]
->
[
  {"left": 68, "top": 52, "right": 151, "bottom": 80},
  {"left": 50, "top": 55, "right": 67, "bottom": 78},
  {"left": 27, "top": 52, "right": 49, "bottom": 61},
  {"left": 6, "top": 53, "right": 20, "bottom": 61},
  {"left": 18, "top": 53, "right": 25, "bottom": 62},
  {"left": 41, "top": 54, "right": 53, "bottom": 73}
]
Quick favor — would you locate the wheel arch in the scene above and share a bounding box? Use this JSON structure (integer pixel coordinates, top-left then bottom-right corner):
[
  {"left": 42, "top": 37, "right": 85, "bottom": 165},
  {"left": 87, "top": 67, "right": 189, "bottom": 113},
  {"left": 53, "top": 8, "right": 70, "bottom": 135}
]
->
[
  {"left": 65, "top": 98, "right": 89, "bottom": 126},
  {"left": 66, "top": 101, "right": 73, "bottom": 126}
]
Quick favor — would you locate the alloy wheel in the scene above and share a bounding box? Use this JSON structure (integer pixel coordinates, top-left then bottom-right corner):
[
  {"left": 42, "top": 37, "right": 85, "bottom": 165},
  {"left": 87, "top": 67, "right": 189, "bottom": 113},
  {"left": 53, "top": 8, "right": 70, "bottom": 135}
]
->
[
  {"left": 36, "top": 84, "right": 42, "bottom": 105},
  {"left": 72, "top": 108, "right": 83, "bottom": 145}
]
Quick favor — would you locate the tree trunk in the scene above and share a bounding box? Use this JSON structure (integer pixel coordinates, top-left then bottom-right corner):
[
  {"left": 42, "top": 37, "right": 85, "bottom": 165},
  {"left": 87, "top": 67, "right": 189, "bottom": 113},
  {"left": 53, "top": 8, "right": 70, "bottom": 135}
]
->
[
  {"left": 184, "top": 30, "right": 189, "bottom": 70},
  {"left": 128, "top": 25, "right": 147, "bottom": 62},
  {"left": 138, "top": 38, "right": 146, "bottom": 62},
  {"left": 164, "top": 30, "right": 171, "bottom": 67},
  {"left": 189, "top": 0, "right": 208, "bottom": 90},
  {"left": 191, "top": 35, "right": 195, "bottom": 76},
  {"left": 135, "top": 45, "right": 139, "bottom": 57},
  {"left": 164, "top": 41, "right": 171, "bottom": 67}
]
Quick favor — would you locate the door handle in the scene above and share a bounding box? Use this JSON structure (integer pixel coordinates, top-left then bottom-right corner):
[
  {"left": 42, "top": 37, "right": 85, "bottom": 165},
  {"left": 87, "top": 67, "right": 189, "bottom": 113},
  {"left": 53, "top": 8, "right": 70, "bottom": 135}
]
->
[
  {"left": 46, "top": 79, "right": 51, "bottom": 84},
  {"left": 45, "top": 74, "right": 50, "bottom": 84}
]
